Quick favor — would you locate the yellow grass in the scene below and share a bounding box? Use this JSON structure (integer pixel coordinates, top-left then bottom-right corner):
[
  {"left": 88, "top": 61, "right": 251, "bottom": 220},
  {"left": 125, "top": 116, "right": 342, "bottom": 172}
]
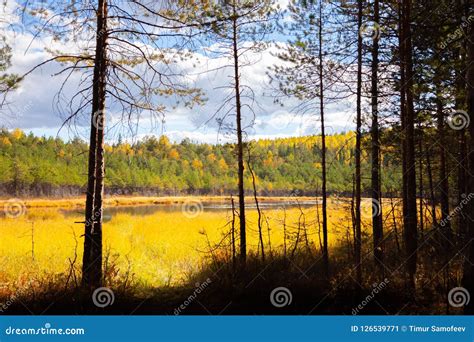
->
[{"left": 0, "top": 197, "right": 430, "bottom": 295}]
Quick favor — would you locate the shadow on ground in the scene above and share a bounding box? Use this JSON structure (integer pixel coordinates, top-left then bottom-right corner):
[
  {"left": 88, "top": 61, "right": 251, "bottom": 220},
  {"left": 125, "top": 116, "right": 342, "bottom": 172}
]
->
[{"left": 1, "top": 247, "right": 461, "bottom": 315}]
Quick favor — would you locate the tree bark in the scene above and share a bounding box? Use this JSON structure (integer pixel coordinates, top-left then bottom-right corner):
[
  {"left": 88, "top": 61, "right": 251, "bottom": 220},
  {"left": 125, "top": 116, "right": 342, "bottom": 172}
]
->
[
  {"left": 248, "top": 152, "right": 264, "bottom": 262},
  {"left": 231, "top": 6, "right": 246, "bottom": 265},
  {"left": 318, "top": 0, "right": 329, "bottom": 277},
  {"left": 231, "top": 195, "right": 236, "bottom": 269},
  {"left": 354, "top": 0, "right": 363, "bottom": 284},
  {"left": 462, "top": 11, "right": 474, "bottom": 315},
  {"left": 401, "top": 0, "right": 418, "bottom": 292},
  {"left": 435, "top": 81, "right": 451, "bottom": 240},
  {"left": 417, "top": 125, "right": 424, "bottom": 236},
  {"left": 90, "top": 81, "right": 107, "bottom": 287},
  {"left": 457, "top": 125, "right": 468, "bottom": 234},
  {"left": 398, "top": 2, "right": 408, "bottom": 233},
  {"left": 82, "top": 0, "right": 108, "bottom": 288},
  {"left": 371, "top": 0, "right": 383, "bottom": 270},
  {"left": 426, "top": 147, "right": 438, "bottom": 225},
  {"left": 456, "top": 0, "right": 468, "bottom": 237}
]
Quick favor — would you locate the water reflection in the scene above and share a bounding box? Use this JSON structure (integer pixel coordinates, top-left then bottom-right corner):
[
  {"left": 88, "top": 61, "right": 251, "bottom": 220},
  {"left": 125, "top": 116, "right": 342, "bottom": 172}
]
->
[{"left": 60, "top": 199, "right": 321, "bottom": 218}]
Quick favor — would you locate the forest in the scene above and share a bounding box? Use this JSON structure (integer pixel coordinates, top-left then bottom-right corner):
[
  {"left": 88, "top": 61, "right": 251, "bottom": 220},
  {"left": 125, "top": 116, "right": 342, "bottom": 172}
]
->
[
  {"left": 0, "top": 0, "right": 473, "bottom": 315},
  {"left": 0, "top": 129, "right": 404, "bottom": 196}
]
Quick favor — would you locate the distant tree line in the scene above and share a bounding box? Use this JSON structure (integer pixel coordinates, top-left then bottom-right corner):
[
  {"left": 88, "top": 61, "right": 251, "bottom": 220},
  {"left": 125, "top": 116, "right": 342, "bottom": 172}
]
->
[{"left": 0, "top": 129, "right": 404, "bottom": 197}]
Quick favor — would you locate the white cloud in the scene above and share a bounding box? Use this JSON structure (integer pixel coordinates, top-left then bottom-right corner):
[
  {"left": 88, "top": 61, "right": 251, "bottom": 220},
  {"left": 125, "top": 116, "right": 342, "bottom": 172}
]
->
[{"left": 1, "top": 2, "right": 356, "bottom": 144}]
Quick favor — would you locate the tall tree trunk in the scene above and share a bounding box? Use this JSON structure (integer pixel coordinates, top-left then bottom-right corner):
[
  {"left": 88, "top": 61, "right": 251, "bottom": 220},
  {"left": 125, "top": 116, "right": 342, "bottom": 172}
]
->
[
  {"left": 426, "top": 148, "right": 438, "bottom": 225},
  {"left": 371, "top": 0, "right": 383, "bottom": 269},
  {"left": 232, "top": 7, "right": 246, "bottom": 265},
  {"left": 82, "top": 0, "right": 108, "bottom": 288},
  {"left": 398, "top": 3, "right": 408, "bottom": 233},
  {"left": 457, "top": 123, "right": 468, "bottom": 234},
  {"left": 435, "top": 81, "right": 451, "bottom": 240},
  {"left": 318, "top": 0, "right": 329, "bottom": 277},
  {"left": 456, "top": 0, "right": 468, "bottom": 237},
  {"left": 401, "top": 0, "right": 418, "bottom": 292},
  {"left": 354, "top": 0, "right": 363, "bottom": 284},
  {"left": 417, "top": 125, "right": 424, "bottom": 236},
  {"left": 230, "top": 195, "right": 236, "bottom": 269},
  {"left": 248, "top": 152, "right": 264, "bottom": 262},
  {"left": 462, "top": 11, "right": 474, "bottom": 315},
  {"left": 90, "top": 88, "right": 107, "bottom": 286}
]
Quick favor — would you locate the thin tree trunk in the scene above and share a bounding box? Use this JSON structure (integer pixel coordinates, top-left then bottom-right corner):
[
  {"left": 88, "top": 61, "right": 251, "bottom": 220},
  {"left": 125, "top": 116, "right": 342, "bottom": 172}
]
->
[
  {"left": 247, "top": 152, "right": 264, "bottom": 262},
  {"left": 82, "top": 0, "right": 108, "bottom": 288},
  {"left": 354, "top": 0, "right": 363, "bottom": 284},
  {"left": 231, "top": 7, "right": 246, "bottom": 265},
  {"left": 283, "top": 207, "right": 287, "bottom": 258},
  {"left": 417, "top": 124, "right": 424, "bottom": 236},
  {"left": 265, "top": 214, "right": 272, "bottom": 255},
  {"left": 435, "top": 81, "right": 451, "bottom": 240},
  {"left": 462, "top": 12, "right": 474, "bottom": 315},
  {"left": 398, "top": 3, "right": 408, "bottom": 233},
  {"left": 371, "top": 0, "right": 383, "bottom": 270},
  {"left": 291, "top": 205, "right": 303, "bottom": 258},
  {"left": 91, "top": 105, "right": 106, "bottom": 287},
  {"left": 457, "top": 125, "right": 468, "bottom": 234},
  {"left": 401, "top": 0, "right": 418, "bottom": 292},
  {"left": 435, "top": 77, "right": 453, "bottom": 307},
  {"left": 426, "top": 147, "right": 437, "bottom": 225},
  {"left": 351, "top": 175, "right": 356, "bottom": 257},
  {"left": 390, "top": 195, "right": 401, "bottom": 255},
  {"left": 231, "top": 195, "right": 236, "bottom": 269},
  {"left": 315, "top": 194, "right": 323, "bottom": 254},
  {"left": 456, "top": 0, "right": 468, "bottom": 236},
  {"left": 318, "top": 0, "right": 329, "bottom": 278}
]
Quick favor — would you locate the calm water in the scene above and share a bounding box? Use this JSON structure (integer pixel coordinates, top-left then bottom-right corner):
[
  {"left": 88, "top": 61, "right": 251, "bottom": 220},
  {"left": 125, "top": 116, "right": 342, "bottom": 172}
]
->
[{"left": 60, "top": 199, "right": 321, "bottom": 219}]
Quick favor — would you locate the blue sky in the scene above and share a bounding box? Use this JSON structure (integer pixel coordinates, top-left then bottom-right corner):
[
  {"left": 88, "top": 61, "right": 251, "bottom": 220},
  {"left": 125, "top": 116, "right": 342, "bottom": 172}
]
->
[{"left": 1, "top": 0, "right": 356, "bottom": 144}]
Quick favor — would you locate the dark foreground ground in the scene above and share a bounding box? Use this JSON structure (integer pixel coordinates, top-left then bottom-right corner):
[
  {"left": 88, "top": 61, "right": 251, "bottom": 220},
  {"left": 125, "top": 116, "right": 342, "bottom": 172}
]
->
[{"left": 1, "top": 249, "right": 464, "bottom": 315}]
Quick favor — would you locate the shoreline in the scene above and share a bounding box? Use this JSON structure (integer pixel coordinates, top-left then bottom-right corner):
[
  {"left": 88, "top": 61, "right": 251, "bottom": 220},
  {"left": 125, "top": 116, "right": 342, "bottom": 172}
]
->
[{"left": 0, "top": 195, "right": 325, "bottom": 209}]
